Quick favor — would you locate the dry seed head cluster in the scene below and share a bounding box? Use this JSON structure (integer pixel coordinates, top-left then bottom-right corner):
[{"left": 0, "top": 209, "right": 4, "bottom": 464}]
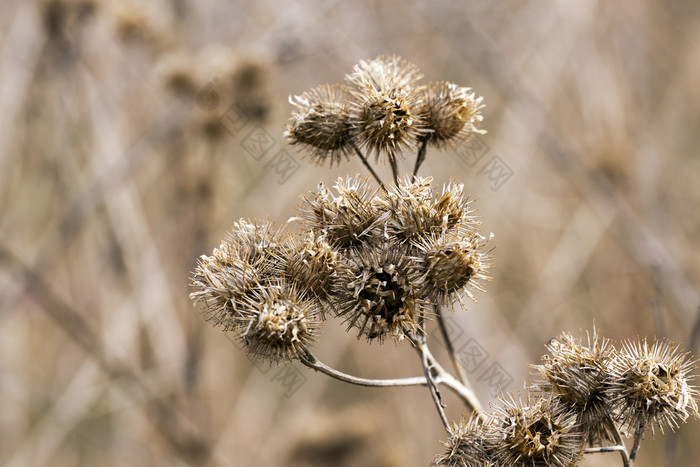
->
[
  {"left": 435, "top": 329, "right": 699, "bottom": 466},
  {"left": 191, "top": 176, "right": 491, "bottom": 360},
  {"left": 286, "top": 55, "right": 485, "bottom": 167}
]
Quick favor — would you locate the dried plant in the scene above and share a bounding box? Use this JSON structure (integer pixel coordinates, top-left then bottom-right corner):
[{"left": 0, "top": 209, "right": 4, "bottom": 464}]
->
[{"left": 190, "top": 55, "right": 699, "bottom": 466}]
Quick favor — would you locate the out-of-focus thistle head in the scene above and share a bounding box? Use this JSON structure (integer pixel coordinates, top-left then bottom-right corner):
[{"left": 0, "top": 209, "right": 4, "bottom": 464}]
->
[
  {"left": 374, "top": 176, "right": 479, "bottom": 245},
  {"left": 412, "top": 231, "right": 491, "bottom": 309},
  {"left": 345, "top": 55, "right": 425, "bottom": 162},
  {"left": 419, "top": 81, "right": 485, "bottom": 149},
  {"left": 237, "top": 281, "right": 322, "bottom": 363},
  {"left": 299, "top": 176, "right": 384, "bottom": 250},
  {"left": 609, "top": 338, "right": 699, "bottom": 436},
  {"left": 332, "top": 241, "right": 426, "bottom": 342},
  {"left": 434, "top": 415, "right": 495, "bottom": 467},
  {"left": 489, "top": 394, "right": 584, "bottom": 467},
  {"left": 531, "top": 329, "right": 617, "bottom": 445},
  {"left": 285, "top": 84, "right": 354, "bottom": 167}
]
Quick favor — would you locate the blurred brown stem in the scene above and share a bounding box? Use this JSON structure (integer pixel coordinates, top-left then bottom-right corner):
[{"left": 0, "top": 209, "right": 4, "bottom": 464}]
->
[
  {"left": 412, "top": 140, "right": 428, "bottom": 178},
  {"left": 350, "top": 141, "right": 386, "bottom": 191}
]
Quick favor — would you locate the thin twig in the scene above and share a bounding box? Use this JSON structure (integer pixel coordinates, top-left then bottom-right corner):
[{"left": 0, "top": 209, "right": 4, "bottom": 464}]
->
[
  {"left": 584, "top": 445, "right": 627, "bottom": 454},
  {"left": 297, "top": 348, "right": 429, "bottom": 387},
  {"left": 350, "top": 141, "right": 386, "bottom": 191},
  {"left": 388, "top": 151, "right": 399, "bottom": 186},
  {"left": 628, "top": 424, "right": 645, "bottom": 466},
  {"left": 606, "top": 417, "right": 631, "bottom": 467},
  {"left": 420, "top": 346, "right": 450, "bottom": 430},
  {"left": 412, "top": 140, "right": 428, "bottom": 179},
  {"left": 435, "top": 304, "right": 471, "bottom": 388}
]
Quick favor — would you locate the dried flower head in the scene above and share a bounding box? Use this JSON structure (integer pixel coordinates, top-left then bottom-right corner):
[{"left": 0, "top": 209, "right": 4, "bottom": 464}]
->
[
  {"left": 412, "top": 232, "right": 491, "bottom": 308},
  {"left": 332, "top": 241, "right": 425, "bottom": 342},
  {"left": 299, "top": 176, "right": 383, "bottom": 249},
  {"left": 285, "top": 84, "right": 353, "bottom": 166},
  {"left": 190, "top": 253, "right": 260, "bottom": 330},
  {"left": 609, "top": 338, "right": 699, "bottom": 435},
  {"left": 434, "top": 415, "right": 495, "bottom": 467},
  {"left": 237, "top": 281, "right": 322, "bottom": 363},
  {"left": 419, "top": 82, "right": 485, "bottom": 149},
  {"left": 531, "top": 329, "right": 617, "bottom": 445},
  {"left": 189, "top": 219, "right": 285, "bottom": 330},
  {"left": 346, "top": 55, "right": 424, "bottom": 162},
  {"left": 374, "top": 176, "right": 478, "bottom": 244},
  {"left": 282, "top": 231, "right": 340, "bottom": 305},
  {"left": 490, "top": 395, "right": 583, "bottom": 467}
]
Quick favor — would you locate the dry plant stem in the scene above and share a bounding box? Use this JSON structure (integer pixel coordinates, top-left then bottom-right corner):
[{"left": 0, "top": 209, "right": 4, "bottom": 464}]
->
[
  {"left": 600, "top": 416, "right": 631, "bottom": 467},
  {"left": 421, "top": 346, "right": 451, "bottom": 430},
  {"left": 412, "top": 140, "right": 428, "bottom": 178},
  {"left": 350, "top": 141, "right": 386, "bottom": 191},
  {"left": 435, "top": 304, "right": 471, "bottom": 388},
  {"left": 297, "top": 348, "right": 429, "bottom": 387},
  {"left": 420, "top": 340, "right": 485, "bottom": 418},
  {"left": 628, "top": 424, "right": 645, "bottom": 466},
  {"left": 388, "top": 152, "right": 399, "bottom": 185}
]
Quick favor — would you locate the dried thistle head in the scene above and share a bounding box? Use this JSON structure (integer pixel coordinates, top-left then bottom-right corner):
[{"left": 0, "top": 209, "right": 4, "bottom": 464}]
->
[
  {"left": 346, "top": 55, "right": 425, "bottom": 162},
  {"left": 331, "top": 241, "right": 425, "bottom": 342},
  {"left": 412, "top": 232, "right": 492, "bottom": 308},
  {"left": 609, "top": 338, "right": 699, "bottom": 436},
  {"left": 189, "top": 219, "right": 285, "bottom": 330},
  {"left": 419, "top": 82, "right": 485, "bottom": 150},
  {"left": 374, "top": 176, "right": 479, "bottom": 244},
  {"left": 299, "top": 176, "right": 383, "bottom": 249},
  {"left": 190, "top": 253, "right": 260, "bottom": 330},
  {"left": 237, "top": 281, "right": 322, "bottom": 363},
  {"left": 531, "top": 329, "right": 617, "bottom": 445},
  {"left": 489, "top": 395, "right": 584, "bottom": 467},
  {"left": 282, "top": 231, "right": 340, "bottom": 305},
  {"left": 434, "top": 415, "right": 495, "bottom": 467},
  {"left": 285, "top": 84, "right": 353, "bottom": 167}
]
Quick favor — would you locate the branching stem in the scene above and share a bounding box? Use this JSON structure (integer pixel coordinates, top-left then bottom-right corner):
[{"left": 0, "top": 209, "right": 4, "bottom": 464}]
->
[{"left": 350, "top": 142, "right": 386, "bottom": 191}]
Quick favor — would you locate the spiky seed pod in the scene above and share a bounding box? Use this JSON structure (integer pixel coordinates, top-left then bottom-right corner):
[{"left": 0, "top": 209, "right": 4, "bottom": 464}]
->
[
  {"left": 282, "top": 231, "right": 340, "bottom": 307},
  {"left": 608, "top": 339, "right": 699, "bottom": 436},
  {"left": 332, "top": 241, "right": 425, "bottom": 342},
  {"left": 218, "top": 218, "right": 286, "bottom": 276},
  {"left": 285, "top": 84, "right": 354, "bottom": 167},
  {"left": 190, "top": 219, "right": 286, "bottom": 329},
  {"left": 419, "top": 82, "right": 485, "bottom": 150},
  {"left": 345, "top": 55, "right": 425, "bottom": 162},
  {"left": 237, "top": 281, "right": 322, "bottom": 363},
  {"left": 489, "top": 395, "right": 584, "bottom": 467},
  {"left": 299, "top": 176, "right": 384, "bottom": 250},
  {"left": 374, "top": 176, "right": 479, "bottom": 245},
  {"left": 434, "top": 415, "right": 495, "bottom": 467},
  {"left": 531, "top": 329, "right": 617, "bottom": 445},
  {"left": 190, "top": 254, "right": 261, "bottom": 330},
  {"left": 412, "top": 232, "right": 491, "bottom": 308}
]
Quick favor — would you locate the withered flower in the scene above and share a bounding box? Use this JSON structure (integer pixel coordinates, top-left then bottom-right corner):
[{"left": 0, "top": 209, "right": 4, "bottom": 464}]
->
[
  {"left": 346, "top": 55, "right": 425, "bottom": 162},
  {"left": 374, "top": 176, "right": 479, "bottom": 244},
  {"left": 531, "top": 329, "right": 617, "bottom": 445},
  {"left": 285, "top": 84, "right": 354, "bottom": 167},
  {"left": 489, "top": 395, "right": 584, "bottom": 467},
  {"left": 238, "top": 281, "right": 322, "bottom": 363},
  {"left": 434, "top": 415, "right": 495, "bottom": 467},
  {"left": 412, "top": 232, "right": 491, "bottom": 308},
  {"left": 609, "top": 338, "right": 699, "bottom": 435},
  {"left": 299, "top": 176, "right": 384, "bottom": 249},
  {"left": 281, "top": 231, "right": 340, "bottom": 307},
  {"left": 331, "top": 241, "right": 425, "bottom": 342},
  {"left": 419, "top": 82, "right": 485, "bottom": 149}
]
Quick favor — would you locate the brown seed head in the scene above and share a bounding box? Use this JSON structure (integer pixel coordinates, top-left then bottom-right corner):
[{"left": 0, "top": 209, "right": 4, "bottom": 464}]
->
[
  {"left": 419, "top": 81, "right": 485, "bottom": 149},
  {"left": 609, "top": 339, "right": 699, "bottom": 435},
  {"left": 285, "top": 84, "right": 353, "bottom": 166},
  {"left": 434, "top": 415, "right": 495, "bottom": 467}
]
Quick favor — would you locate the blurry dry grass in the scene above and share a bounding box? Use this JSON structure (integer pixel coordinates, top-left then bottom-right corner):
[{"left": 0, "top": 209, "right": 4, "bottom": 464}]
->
[{"left": 1, "top": 1, "right": 699, "bottom": 466}]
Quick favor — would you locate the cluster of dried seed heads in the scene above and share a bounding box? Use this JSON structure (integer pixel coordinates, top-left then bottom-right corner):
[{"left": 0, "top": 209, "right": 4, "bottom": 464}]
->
[
  {"left": 285, "top": 55, "right": 484, "bottom": 166},
  {"left": 191, "top": 176, "right": 491, "bottom": 362}
]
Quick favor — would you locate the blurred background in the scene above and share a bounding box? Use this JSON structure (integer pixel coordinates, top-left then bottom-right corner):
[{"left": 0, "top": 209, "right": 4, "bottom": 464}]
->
[{"left": 1, "top": 0, "right": 699, "bottom": 465}]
